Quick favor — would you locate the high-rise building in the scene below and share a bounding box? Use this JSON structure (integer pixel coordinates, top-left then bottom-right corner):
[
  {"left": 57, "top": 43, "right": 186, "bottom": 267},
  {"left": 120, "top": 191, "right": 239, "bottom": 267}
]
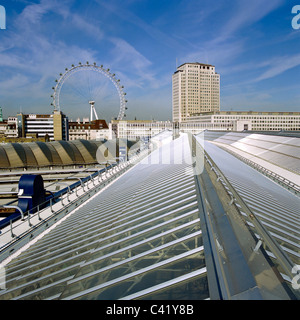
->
[{"left": 172, "top": 62, "right": 220, "bottom": 122}]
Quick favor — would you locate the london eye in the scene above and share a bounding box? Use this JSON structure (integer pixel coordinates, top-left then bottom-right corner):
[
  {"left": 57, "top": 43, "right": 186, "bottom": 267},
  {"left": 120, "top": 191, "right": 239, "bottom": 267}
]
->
[{"left": 51, "top": 62, "right": 128, "bottom": 122}]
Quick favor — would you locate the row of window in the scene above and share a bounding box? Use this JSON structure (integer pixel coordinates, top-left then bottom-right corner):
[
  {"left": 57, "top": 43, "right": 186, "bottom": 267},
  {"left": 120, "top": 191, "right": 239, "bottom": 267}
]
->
[
  {"left": 214, "top": 119, "right": 300, "bottom": 124},
  {"left": 214, "top": 116, "right": 300, "bottom": 120}
]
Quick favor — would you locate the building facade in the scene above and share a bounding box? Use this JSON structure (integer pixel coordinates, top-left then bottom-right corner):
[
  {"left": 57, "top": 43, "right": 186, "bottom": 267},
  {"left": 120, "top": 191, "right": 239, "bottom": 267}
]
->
[
  {"left": 109, "top": 120, "right": 231, "bottom": 140},
  {"left": 68, "top": 119, "right": 109, "bottom": 141},
  {"left": 172, "top": 62, "right": 220, "bottom": 122},
  {"left": 17, "top": 111, "right": 69, "bottom": 141},
  {"left": 186, "top": 111, "right": 300, "bottom": 131},
  {"left": 0, "top": 117, "right": 19, "bottom": 142},
  {"left": 110, "top": 120, "right": 174, "bottom": 140},
  {"left": 109, "top": 113, "right": 300, "bottom": 141}
]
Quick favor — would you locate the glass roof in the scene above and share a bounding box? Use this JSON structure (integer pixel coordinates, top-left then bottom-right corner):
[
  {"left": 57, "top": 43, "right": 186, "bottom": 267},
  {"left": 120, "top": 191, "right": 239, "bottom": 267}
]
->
[
  {"left": 198, "top": 137, "right": 300, "bottom": 273},
  {"left": 0, "top": 131, "right": 298, "bottom": 300},
  {"left": 203, "top": 131, "right": 300, "bottom": 174},
  {"left": 0, "top": 134, "right": 208, "bottom": 300}
]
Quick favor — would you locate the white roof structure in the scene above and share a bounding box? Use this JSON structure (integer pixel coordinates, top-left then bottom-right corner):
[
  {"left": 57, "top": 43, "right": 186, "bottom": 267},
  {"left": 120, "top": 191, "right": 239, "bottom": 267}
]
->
[{"left": 0, "top": 131, "right": 299, "bottom": 300}]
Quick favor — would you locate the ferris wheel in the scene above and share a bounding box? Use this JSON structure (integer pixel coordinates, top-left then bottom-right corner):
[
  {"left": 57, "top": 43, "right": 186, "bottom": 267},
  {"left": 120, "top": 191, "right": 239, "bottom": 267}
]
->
[{"left": 51, "top": 62, "right": 128, "bottom": 121}]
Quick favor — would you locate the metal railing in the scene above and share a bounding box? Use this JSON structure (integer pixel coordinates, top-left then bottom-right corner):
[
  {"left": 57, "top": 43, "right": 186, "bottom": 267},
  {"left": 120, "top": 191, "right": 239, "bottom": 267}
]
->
[
  {"left": 217, "top": 145, "right": 300, "bottom": 195},
  {"left": 191, "top": 134, "right": 299, "bottom": 299},
  {"left": 0, "top": 149, "right": 150, "bottom": 255},
  {"left": 199, "top": 141, "right": 297, "bottom": 284}
]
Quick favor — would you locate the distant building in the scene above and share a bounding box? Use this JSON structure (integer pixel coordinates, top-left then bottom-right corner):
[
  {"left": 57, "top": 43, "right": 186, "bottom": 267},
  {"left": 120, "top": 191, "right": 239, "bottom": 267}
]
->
[
  {"left": 110, "top": 120, "right": 174, "bottom": 140},
  {"left": 0, "top": 116, "right": 51, "bottom": 143},
  {"left": 185, "top": 111, "right": 300, "bottom": 131},
  {"left": 0, "top": 117, "right": 18, "bottom": 141},
  {"left": 170, "top": 62, "right": 300, "bottom": 131},
  {"left": 68, "top": 118, "right": 109, "bottom": 141},
  {"left": 172, "top": 62, "right": 220, "bottom": 122},
  {"left": 17, "top": 111, "right": 69, "bottom": 141},
  {"left": 110, "top": 120, "right": 231, "bottom": 140},
  {"left": 1, "top": 134, "right": 50, "bottom": 143},
  {"left": 110, "top": 113, "right": 300, "bottom": 141}
]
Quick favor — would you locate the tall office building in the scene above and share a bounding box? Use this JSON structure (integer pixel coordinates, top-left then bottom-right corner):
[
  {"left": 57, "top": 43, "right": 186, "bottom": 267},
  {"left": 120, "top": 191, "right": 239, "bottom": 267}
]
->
[{"left": 172, "top": 62, "right": 220, "bottom": 122}]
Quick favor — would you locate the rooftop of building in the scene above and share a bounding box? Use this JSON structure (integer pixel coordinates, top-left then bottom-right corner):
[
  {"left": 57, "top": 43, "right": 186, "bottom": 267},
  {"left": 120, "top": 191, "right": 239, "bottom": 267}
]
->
[
  {"left": 68, "top": 119, "right": 109, "bottom": 130},
  {"left": 0, "top": 139, "right": 102, "bottom": 170},
  {"left": 0, "top": 131, "right": 298, "bottom": 300},
  {"left": 17, "top": 111, "right": 67, "bottom": 118},
  {"left": 177, "top": 62, "right": 215, "bottom": 68}
]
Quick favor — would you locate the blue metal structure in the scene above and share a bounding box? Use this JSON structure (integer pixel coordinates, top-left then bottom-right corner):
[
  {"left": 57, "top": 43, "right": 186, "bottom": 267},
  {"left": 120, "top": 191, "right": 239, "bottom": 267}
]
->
[
  {"left": 17, "top": 175, "right": 46, "bottom": 214},
  {"left": 0, "top": 175, "right": 46, "bottom": 229},
  {"left": 0, "top": 164, "right": 116, "bottom": 230}
]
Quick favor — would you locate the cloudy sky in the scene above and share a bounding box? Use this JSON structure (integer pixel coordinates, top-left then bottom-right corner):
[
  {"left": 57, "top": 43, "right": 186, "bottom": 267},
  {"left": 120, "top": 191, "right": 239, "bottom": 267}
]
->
[{"left": 0, "top": 0, "right": 300, "bottom": 121}]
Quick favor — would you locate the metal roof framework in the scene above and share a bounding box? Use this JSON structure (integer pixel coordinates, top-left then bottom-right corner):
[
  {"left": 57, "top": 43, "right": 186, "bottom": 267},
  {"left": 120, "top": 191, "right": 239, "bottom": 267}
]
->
[
  {"left": 197, "top": 134, "right": 300, "bottom": 282},
  {"left": 0, "top": 131, "right": 299, "bottom": 300},
  {"left": 0, "top": 133, "right": 209, "bottom": 300}
]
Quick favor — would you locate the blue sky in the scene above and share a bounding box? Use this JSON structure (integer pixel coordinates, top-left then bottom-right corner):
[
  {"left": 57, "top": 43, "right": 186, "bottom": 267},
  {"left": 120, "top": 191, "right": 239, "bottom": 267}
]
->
[{"left": 0, "top": 0, "right": 300, "bottom": 121}]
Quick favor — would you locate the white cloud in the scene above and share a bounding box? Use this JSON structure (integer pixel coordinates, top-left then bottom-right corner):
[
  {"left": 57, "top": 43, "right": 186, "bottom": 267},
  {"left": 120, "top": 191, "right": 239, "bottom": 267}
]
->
[
  {"left": 0, "top": 2, "right": 104, "bottom": 116},
  {"left": 0, "top": 74, "right": 29, "bottom": 93},
  {"left": 180, "top": 0, "right": 284, "bottom": 73},
  {"left": 109, "top": 37, "right": 159, "bottom": 88},
  {"left": 69, "top": 13, "right": 104, "bottom": 41},
  {"left": 214, "top": 0, "right": 284, "bottom": 42},
  {"left": 96, "top": 0, "right": 179, "bottom": 49},
  {"left": 183, "top": 40, "right": 244, "bottom": 71},
  {"left": 255, "top": 53, "right": 300, "bottom": 81}
]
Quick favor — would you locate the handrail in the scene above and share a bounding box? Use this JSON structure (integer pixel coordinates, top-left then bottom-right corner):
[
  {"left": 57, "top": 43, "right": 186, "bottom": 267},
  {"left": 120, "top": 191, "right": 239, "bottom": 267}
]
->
[
  {"left": 190, "top": 134, "right": 299, "bottom": 299},
  {"left": 3, "top": 206, "right": 24, "bottom": 220},
  {"left": 0, "top": 166, "right": 110, "bottom": 239},
  {"left": 216, "top": 145, "right": 300, "bottom": 195},
  {"left": 0, "top": 147, "right": 150, "bottom": 253},
  {"left": 56, "top": 182, "right": 71, "bottom": 203},
  {"left": 66, "top": 177, "right": 84, "bottom": 196},
  {"left": 199, "top": 140, "right": 296, "bottom": 282}
]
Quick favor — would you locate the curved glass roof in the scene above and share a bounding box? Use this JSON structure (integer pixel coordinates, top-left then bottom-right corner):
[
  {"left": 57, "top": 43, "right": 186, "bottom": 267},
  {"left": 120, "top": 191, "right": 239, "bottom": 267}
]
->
[{"left": 0, "top": 140, "right": 103, "bottom": 169}]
